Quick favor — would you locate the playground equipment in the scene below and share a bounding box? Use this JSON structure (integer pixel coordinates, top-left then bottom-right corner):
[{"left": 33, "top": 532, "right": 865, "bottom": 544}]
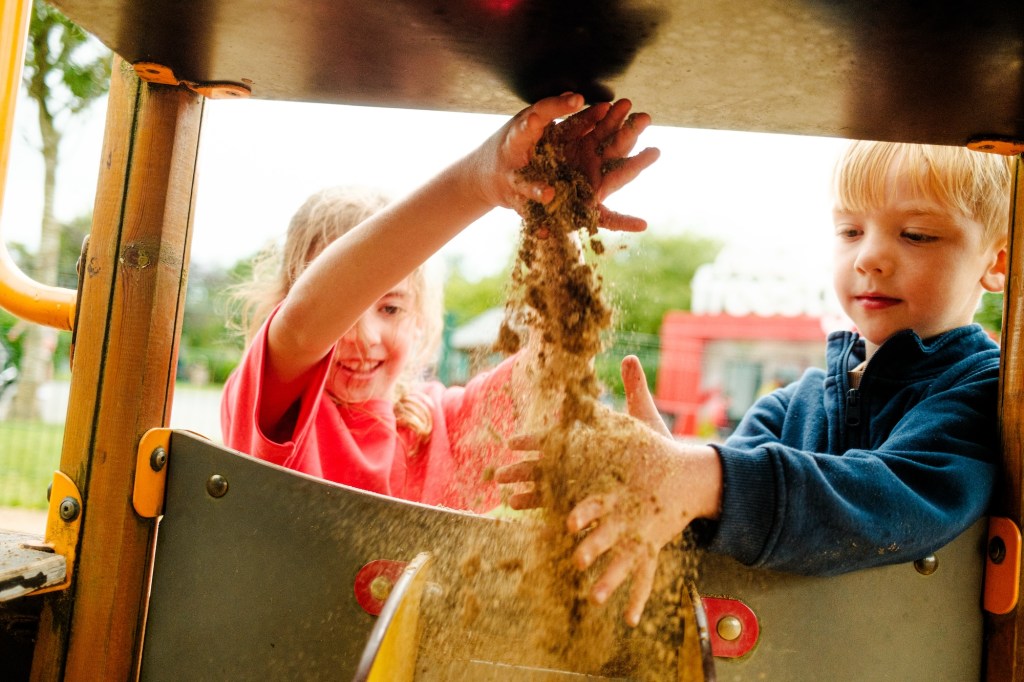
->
[{"left": 1, "top": 1, "right": 1023, "bottom": 680}]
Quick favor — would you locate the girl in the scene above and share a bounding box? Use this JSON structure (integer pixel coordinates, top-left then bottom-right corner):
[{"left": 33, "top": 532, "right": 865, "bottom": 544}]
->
[{"left": 220, "top": 93, "right": 659, "bottom": 512}]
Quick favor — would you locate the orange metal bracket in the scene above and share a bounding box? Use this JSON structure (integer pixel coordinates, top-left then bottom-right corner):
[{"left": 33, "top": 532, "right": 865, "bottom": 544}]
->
[
  {"left": 984, "top": 516, "right": 1022, "bottom": 615},
  {"left": 32, "top": 471, "right": 83, "bottom": 595},
  {"left": 133, "top": 428, "right": 172, "bottom": 518},
  {"left": 967, "top": 137, "right": 1024, "bottom": 156},
  {"left": 132, "top": 62, "right": 252, "bottom": 99}
]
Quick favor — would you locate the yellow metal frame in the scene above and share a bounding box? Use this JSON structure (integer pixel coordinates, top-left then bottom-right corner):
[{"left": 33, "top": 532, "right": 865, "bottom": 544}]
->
[
  {"left": 32, "top": 471, "right": 83, "bottom": 596},
  {"left": 133, "top": 428, "right": 172, "bottom": 518},
  {"left": 0, "top": 0, "right": 76, "bottom": 331}
]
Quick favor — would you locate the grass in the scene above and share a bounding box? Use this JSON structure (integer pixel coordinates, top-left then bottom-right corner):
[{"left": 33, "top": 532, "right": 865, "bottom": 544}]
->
[{"left": 0, "top": 421, "right": 65, "bottom": 509}]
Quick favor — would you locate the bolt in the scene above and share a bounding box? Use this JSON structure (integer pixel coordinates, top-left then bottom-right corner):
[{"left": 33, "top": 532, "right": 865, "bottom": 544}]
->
[
  {"left": 150, "top": 446, "right": 167, "bottom": 472},
  {"left": 716, "top": 615, "right": 743, "bottom": 641},
  {"left": 370, "top": 575, "right": 393, "bottom": 603},
  {"left": 59, "top": 497, "right": 80, "bottom": 522},
  {"left": 46, "top": 482, "right": 52, "bottom": 502},
  {"left": 989, "top": 537, "right": 1007, "bottom": 565},
  {"left": 914, "top": 555, "right": 939, "bottom": 576},
  {"left": 206, "top": 474, "right": 229, "bottom": 498}
]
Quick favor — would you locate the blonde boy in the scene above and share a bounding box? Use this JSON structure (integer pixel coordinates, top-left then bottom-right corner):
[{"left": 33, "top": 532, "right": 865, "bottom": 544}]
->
[{"left": 505, "top": 141, "right": 1013, "bottom": 626}]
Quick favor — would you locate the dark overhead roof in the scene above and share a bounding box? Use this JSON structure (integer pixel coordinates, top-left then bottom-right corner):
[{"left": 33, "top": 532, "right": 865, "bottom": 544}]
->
[{"left": 50, "top": 0, "right": 1024, "bottom": 146}]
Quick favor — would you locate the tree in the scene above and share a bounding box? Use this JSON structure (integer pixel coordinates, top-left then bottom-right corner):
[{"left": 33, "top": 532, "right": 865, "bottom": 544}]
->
[
  {"left": 440, "top": 230, "right": 723, "bottom": 399},
  {"left": 9, "top": 2, "right": 110, "bottom": 419},
  {"left": 592, "top": 231, "right": 723, "bottom": 398}
]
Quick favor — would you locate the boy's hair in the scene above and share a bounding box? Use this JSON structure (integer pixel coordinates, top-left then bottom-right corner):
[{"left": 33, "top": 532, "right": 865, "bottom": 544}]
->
[
  {"left": 230, "top": 186, "right": 444, "bottom": 447},
  {"left": 832, "top": 141, "right": 1013, "bottom": 246}
]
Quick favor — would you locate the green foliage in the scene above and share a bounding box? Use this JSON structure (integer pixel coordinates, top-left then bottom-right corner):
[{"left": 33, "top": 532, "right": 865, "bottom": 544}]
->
[
  {"left": 975, "top": 292, "right": 1003, "bottom": 334},
  {"left": 591, "top": 232, "right": 722, "bottom": 397},
  {"left": 441, "top": 231, "right": 722, "bottom": 399},
  {"left": 596, "top": 231, "right": 723, "bottom": 335},
  {"left": 442, "top": 265, "right": 512, "bottom": 326},
  {"left": 25, "top": 1, "right": 111, "bottom": 117},
  {"left": 57, "top": 214, "right": 90, "bottom": 288},
  {"left": 180, "top": 261, "right": 246, "bottom": 384}
]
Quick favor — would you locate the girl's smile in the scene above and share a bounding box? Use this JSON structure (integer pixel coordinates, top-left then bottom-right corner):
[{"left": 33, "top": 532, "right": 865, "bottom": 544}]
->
[{"left": 326, "top": 284, "right": 418, "bottom": 404}]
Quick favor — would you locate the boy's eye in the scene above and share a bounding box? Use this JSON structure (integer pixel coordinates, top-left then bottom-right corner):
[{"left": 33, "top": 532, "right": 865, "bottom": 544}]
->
[
  {"left": 381, "top": 304, "right": 402, "bottom": 316},
  {"left": 835, "top": 226, "right": 860, "bottom": 239},
  {"left": 902, "top": 230, "right": 937, "bottom": 244}
]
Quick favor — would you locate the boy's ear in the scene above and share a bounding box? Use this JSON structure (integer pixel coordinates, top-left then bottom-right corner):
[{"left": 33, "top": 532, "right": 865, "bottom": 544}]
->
[{"left": 981, "top": 245, "right": 1008, "bottom": 293}]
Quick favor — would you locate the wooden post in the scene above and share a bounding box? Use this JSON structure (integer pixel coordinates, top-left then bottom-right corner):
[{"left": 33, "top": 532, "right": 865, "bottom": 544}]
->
[
  {"left": 988, "top": 153, "right": 1024, "bottom": 681},
  {"left": 30, "top": 58, "right": 202, "bottom": 681}
]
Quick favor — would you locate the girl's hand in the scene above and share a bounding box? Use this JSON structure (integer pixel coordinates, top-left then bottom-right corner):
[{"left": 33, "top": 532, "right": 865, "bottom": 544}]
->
[
  {"left": 469, "top": 93, "right": 659, "bottom": 230},
  {"left": 494, "top": 434, "right": 543, "bottom": 510},
  {"left": 553, "top": 99, "right": 660, "bottom": 232},
  {"left": 569, "top": 356, "right": 722, "bottom": 627}
]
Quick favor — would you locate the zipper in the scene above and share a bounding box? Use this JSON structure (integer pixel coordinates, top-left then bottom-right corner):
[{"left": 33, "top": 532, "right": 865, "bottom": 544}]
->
[{"left": 846, "top": 388, "right": 861, "bottom": 427}]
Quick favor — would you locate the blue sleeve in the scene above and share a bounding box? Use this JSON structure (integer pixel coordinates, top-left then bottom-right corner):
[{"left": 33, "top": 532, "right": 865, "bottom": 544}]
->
[{"left": 707, "top": 362, "right": 997, "bottom": 576}]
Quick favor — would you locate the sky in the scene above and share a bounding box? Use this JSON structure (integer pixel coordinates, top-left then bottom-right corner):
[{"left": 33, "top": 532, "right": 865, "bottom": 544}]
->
[{"left": 1, "top": 92, "right": 850, "bottom": 284}]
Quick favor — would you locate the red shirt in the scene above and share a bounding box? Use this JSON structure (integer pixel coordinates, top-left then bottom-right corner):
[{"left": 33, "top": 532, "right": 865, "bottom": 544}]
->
[{"left": 221, "top": 311, "right": 518, "bottom": 512}]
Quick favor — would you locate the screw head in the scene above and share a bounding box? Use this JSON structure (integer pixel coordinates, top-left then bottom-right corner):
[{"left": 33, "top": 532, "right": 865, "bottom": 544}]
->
[
  {"left": 914, "top": 555, "right": 939, "bottom": 576},
  {"left": 716, "top": 615, "right": 743, "bottom": 641},
  {"left": 989, "top": 537, "right": 1007, "bottom": 565},
  {"left": 150, "top": 446, "right": 167, "bottom": 472},
  {"left": 59, "top": 497, "right": 81, "bottom": 522},
  {"left": 206, "top": 474, "right": 229, "bottom": 498}
]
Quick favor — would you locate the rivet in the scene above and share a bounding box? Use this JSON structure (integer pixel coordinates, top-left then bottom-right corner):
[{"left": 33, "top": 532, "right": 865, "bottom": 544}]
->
[
  {"left": 206, "top": 474, "right": 229, "bottom": 498},
  {"left": 914, "top": 554, "right": 939, "bottom": 575},
  {"left": 46, "top": 482, "right": 52, "bottom": 502},
  {"left": 370, "top": 575, "right": 393, "bottom": 602},
  {"left": 150, "top": 446, "right": 167, "bottom": 472},
  {"left": 989, "top": 537, "right": 1007, "bottom": 565},
  {"left": 59, "top": 497, "right": 80, "bottom": 522},
  {"left": 716, "top": 615, "right": 743, "bottom": 641}
]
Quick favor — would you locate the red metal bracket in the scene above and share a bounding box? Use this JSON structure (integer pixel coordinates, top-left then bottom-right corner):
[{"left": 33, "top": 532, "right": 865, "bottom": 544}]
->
[
  {"left": 702, "top": 595, "right": 759, "bottom": 658},
  {"left": 354, "top": 559, "right": 408, "bottom": 616}
]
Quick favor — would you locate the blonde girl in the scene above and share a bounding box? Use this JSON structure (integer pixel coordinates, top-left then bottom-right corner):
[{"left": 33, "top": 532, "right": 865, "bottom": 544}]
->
[{"left": 219, "top": 94, "right": 659, "bottom": 511}]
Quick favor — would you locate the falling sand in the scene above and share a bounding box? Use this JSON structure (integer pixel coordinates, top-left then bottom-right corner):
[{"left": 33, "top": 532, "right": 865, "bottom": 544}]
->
[{"left": 416, "top": 121, "right": 706, "bottom": 679}]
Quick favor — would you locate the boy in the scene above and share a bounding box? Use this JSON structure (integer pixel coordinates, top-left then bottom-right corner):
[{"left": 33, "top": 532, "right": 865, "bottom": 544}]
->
[{"left": 500, "top": 141, "right": 1012, "bottom": 627}]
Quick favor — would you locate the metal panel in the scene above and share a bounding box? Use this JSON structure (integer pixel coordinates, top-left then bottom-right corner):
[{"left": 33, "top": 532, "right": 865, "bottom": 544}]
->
[
  {"left": 139, "top": 432, "right": 689, "bottom": 680},
  {"left": 48, "top": 0, "right": 1024, "bottom": 146},
  {"left": 140, "top": 432, "right": 985, "bottom": 680},
  {"left": 701, "top": 525, "right": 986, "bottom": 681}
]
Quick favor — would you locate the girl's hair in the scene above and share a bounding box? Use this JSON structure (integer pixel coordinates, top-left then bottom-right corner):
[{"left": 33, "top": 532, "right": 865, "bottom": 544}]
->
[
  {"left": 832, "top": 141, "right": 1013, "bottom": 246},
  {"left": 230, "top": 186, "right": 444, "bottom": 450}
]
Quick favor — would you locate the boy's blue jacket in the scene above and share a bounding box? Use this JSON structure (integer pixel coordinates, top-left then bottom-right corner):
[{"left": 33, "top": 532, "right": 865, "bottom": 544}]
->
[{"left": 707, "top": 324, "right": 999, "bottom": 575}]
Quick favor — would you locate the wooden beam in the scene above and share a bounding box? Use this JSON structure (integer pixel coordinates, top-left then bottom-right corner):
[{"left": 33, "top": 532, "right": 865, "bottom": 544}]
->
[
  {"left": 988, "top": 153, "right": 1024, "bottom": 681},
  {"left": 30, "top": 58, "right": 202, "bottom": 681}
]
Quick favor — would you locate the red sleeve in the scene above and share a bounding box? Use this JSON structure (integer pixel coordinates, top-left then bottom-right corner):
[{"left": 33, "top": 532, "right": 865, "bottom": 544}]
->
[
  {"left": 220, "top": 304, "right": 331, "bottom": 474},
  {"left": 436, "top": 354, "right": 521, "bottom": 510}
]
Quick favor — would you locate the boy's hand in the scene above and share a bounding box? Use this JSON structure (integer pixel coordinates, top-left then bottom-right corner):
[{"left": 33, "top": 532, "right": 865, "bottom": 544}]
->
[
  {"left": 569, "top": 356, "right": 722, "bottom": 627},
  {"left": 472, "top": 93, "right": 659, "bottom": 230}
]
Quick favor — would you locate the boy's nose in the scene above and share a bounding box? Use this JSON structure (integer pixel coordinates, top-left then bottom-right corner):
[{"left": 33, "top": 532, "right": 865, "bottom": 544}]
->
[{"left": 854, "top": 233, "right": 892, "bottom": 274}]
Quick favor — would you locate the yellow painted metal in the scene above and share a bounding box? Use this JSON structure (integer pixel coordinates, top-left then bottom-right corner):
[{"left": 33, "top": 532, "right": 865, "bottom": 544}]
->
[
  {"left": 0, "top": 0, "right": 29, "bottom": 206},
  {"left": 133, "top": 61, "right": 251, "bottom": 100},
  {"left": 366, "top": 553, "right": 433, "bottom": 682},
  {"left": 0, "top": 0, "right": 76, "bottom": 331},
  {"left": 133, "top": 428, "right": 171, "bottom": 518},
  {"left": 32, "top": 471, "right": 83, "bottom": 596}
]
